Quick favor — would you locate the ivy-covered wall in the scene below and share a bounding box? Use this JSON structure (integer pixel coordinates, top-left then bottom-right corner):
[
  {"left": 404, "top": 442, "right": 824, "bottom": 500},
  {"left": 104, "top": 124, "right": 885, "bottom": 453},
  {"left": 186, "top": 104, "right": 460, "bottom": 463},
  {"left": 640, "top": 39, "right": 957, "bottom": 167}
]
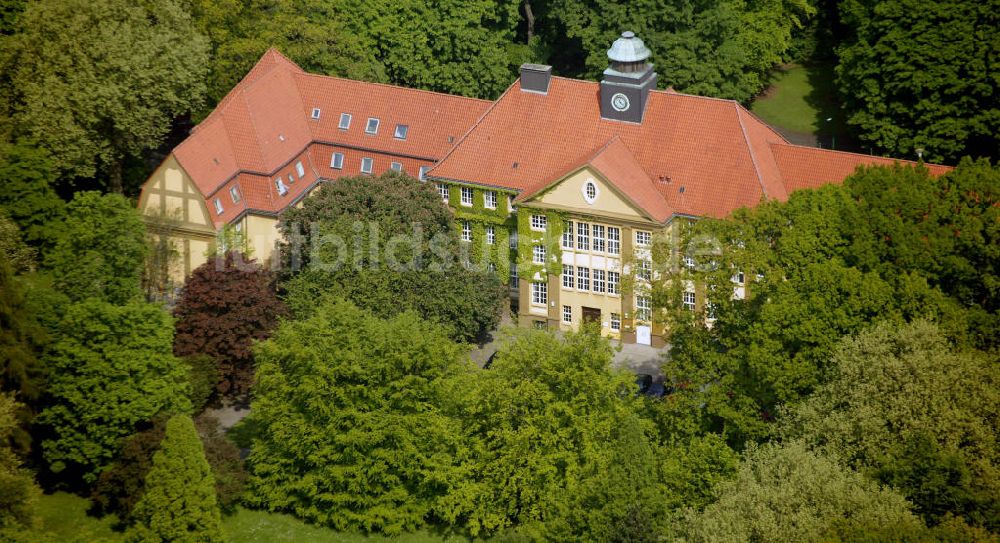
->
[
  {"left": 443, "top": 181, "right": 517, "bottom": 282},
  {"left": 515, "top": 207, "right": 565, "bottom": 282}
]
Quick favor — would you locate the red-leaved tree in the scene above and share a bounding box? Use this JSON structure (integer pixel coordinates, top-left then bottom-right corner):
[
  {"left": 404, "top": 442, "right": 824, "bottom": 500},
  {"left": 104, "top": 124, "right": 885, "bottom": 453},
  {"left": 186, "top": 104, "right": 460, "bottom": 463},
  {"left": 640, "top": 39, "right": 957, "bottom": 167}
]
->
[{"left": 173, "top": 252, "right": 286, "bottom": 399}]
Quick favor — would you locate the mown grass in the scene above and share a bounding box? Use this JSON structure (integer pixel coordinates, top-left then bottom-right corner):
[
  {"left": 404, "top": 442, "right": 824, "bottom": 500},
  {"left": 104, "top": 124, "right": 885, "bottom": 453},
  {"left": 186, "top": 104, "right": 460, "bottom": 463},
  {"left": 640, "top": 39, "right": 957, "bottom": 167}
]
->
[{"left": 751, "top": 64, "right": 823, "bottom": 135}]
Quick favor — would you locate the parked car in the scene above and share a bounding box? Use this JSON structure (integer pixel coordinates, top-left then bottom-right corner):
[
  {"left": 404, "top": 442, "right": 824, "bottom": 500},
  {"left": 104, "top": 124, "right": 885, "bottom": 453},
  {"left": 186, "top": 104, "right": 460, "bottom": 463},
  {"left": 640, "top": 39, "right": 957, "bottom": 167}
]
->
[{"left": 634, "top": 373, "right": 666, "bottom": 398}]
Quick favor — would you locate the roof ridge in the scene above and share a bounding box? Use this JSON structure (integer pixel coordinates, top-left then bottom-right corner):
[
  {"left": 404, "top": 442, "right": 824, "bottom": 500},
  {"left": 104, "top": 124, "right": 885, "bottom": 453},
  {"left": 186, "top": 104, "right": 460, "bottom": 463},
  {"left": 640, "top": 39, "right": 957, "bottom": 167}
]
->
[
  {"left": 293, "top": 71, "right": 492, "bottom": 104},
  {"left": 429, "top": 79, "right": 520, "bottom": 179},
  {"left": 768, "top": 141, "right": 950, "bottom": 168},
  {"left": 737, "top": 104, "right": 791, "bottom": 144},
  {"left": 734, "top": 101, "right": 770, "bottom": 200}
]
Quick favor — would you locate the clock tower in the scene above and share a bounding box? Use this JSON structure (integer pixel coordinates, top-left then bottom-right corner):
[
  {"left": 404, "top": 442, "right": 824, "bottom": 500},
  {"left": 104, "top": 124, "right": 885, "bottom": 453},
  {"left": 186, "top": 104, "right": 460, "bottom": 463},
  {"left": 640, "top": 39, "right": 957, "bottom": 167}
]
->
[{"left": 600, "top": 31, "right": 657, "bottom": 124}]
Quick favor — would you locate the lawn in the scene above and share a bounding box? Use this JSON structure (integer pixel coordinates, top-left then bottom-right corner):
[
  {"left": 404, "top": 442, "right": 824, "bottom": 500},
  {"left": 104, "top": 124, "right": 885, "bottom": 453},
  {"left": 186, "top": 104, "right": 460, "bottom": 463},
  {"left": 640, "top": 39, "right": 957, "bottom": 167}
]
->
[
  {"left": 751, "top": 63, "right": 850, "bottom": 149},
  {"left": 30, "top": 492, "right": 460, "bottom": 543}
]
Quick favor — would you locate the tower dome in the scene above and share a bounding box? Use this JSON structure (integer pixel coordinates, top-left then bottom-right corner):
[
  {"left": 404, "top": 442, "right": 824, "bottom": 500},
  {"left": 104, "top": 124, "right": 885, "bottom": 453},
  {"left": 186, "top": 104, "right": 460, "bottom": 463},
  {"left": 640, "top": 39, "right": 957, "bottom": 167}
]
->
[
  {"left": 600, "top": 31, "right": 657, "bottom": 123},
  {"left": 607, "top": 31, "right": 651, "bottom": 64}
]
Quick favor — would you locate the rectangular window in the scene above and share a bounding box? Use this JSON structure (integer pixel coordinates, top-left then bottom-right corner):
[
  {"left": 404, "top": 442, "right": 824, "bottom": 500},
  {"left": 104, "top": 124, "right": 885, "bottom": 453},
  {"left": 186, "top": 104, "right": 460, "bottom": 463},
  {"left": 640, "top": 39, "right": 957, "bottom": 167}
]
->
[
  {"left": 461, "top": 221, "right": 472, "bottom": 242},
  {"left": 636, "top": 230, "right": 651, "bottom": 246},
  {"left": 394, "top": 124, "right": 408, "bottom": 140},
  {"left": 683, "top": 255, "right": 696, "bottom": 270},
  {"left": 592, "top": 224, "right": 606, "bottom": 253},
  {"left": 486, "top": 225, "right": 495, "bottom": 245},
  {"left": 577, "top": 222, "right": 590, "bottom": 250},
  {"left": 733, "top": 271, "right": 745, "bottom": 284},
  {"left": 562, "top": 220, "right": 574, "bottom": 249},
  {"left": 311, "top": 108, "right": 321, "bottom": 120},
  {"left": 295, "top": 161, "right": 305, "bottom": 178},
  {"left": 391, "top": 162, "right": 403, "bottom": 172},
  {"left": 683, "top": 291, "right": 696, "bottom": 311},
  {"left": 437, "top": 183, "right": 449, "bottom": 201},
  {"left": 577, "top": 266, "right": 590, "bottom": 290},
  {"left": 607, "top": 227, "right": 621, "bottom": 255},
  {"left": 484, "top": 191, "right": 497, "bottom": 209},
  {"left": 507, "top": 195, "right": 514, "bottom": 212},
  {"left": 562, "top": 305, "right": 572, "bottom": 323},
  {"left": 637, "top": 259, "right": 652, "bottom": 281},
  {"left": 510, "top": 263, "right": 518, "bottom": 288},
  {"left": 330, "top": 152, "right": 344, "bottom": 169},
  {"left": 610, "top": 313, "right": 621, "bottom": 331},
  {"left": 229, "top": 186, "right": 241, "bottom": 203},
  {"left": 533, "top": 245, "right": 546, "bottom": 264},
  {"left": 288, "top": 173, "right": 295, "bottom": 184},
  {"left": 531, "top": 281, "right": 547, "bottom": 305},
  {"left": 636, "top": 296, "right": 652, "bottom": 321},
  {"left": 562, "top": 265, "right": 574, "bottom": 288},
  {"left": 509, "top": 231, "right": 518, "bottom": 249},
  {"left": 338, "top": 113, "right": 351, "bottom": 130},
  {"left": 530, "top": 214, "right": 547, "bottom": 231},
  {"left": 275, "top": 178, "right": 288, "bottom": 196},
  {"left": 461, "top": 186, "right": 473, "bottom": 206},
  {"left": 361, "top": 157, "right": 373, "bottom": 174},
  {"left": 214, "top": 198, "right": 223, "bottom": 215},
  {"left": 418, "top": 166, "right": 430, "bottom": 181},
  {"left": 593, "top": 269, "right": 605, "bottom": 293},
  {"left": 365, "top": 117, "right": 379, "bottom": 134},
  {"left": 607, "top": 271, "right": 620, "bottom": 295}
]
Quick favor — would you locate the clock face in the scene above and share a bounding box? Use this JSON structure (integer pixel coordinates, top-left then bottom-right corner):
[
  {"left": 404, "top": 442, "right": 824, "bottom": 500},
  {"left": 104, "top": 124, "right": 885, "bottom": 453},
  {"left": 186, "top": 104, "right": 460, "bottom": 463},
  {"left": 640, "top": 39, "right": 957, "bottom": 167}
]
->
[{"left": 611, "top": 93, "right": 630, "bottom": 112}]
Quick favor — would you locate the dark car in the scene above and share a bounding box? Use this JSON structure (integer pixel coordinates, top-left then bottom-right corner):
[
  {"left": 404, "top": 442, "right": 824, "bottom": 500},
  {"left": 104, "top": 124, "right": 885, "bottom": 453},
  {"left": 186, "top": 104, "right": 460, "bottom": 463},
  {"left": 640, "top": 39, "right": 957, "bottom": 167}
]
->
[{"left": 635, "top": 374, "right": 666, "bottom": 398}]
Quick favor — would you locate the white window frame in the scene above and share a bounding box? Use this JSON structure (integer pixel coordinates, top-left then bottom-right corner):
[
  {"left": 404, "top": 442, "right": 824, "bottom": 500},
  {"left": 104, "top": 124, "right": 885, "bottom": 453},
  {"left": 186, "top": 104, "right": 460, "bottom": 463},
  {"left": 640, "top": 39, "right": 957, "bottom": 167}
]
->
[
  {"left": 461, "top": 221, "right": 472, "bottom": 242},
  {"left": 532, "top": 245, "right": 546, "bottom": 264},
  {"left": 577, "top": 222, "right": 590, "bottom": 250},
  {"left": 460, "top": 186, "right": 474, "bottom": 206},
  {"left": 330, "top": 152, "right": 344, "bottom": 169},
  {"left": 510, "top": 263, "right": 519, "bottom": 288},
  {"left": 733, "top": 271, "right": 746, "bottom": 284},
  {"left": 530, "top": 214, "right": 547, "bottom": 231},
  {"left": 486, "top": 225, "right": 495, "bottom": 245},
  {"left": 214, "top": 198, "right": 223, "bottom": 215},
  {"left": 275, "top": 178, "right": 288, "bottom": 196},
  {"left": 607, "top": 227, "right": 621, "bottom": 255},
  {"left": 636, "top": 295, "right": 652, "bottom": 322},
  {"left": 576, "top": 266, "right": 590, "bottom": 290},
  {"left": 683, "top": 291, "right": 696, "bottom": 311},
  {"left": 636, "top": 230, "right": 651, "bottom": 246},
  {"left": 593, "top": 269, "right": 605, "bottom": 293},
  {"left": 637, "top": 259, "right": 652, "bottom": 282},
  {"left": 610, "top": 313, "right": 621, "bottom": 331},
  {"left": 509, "top": 231, "right": 518, "bottom": 249},
  {"left": 229, "top": 186, "right": 240, "bottom": 203},
  {"left": 531, "top": 281, "right": 547, "bottom": 305},
  {"left": 394, "top": 124, "right": 408, "bottom": 140},
  {"left": 562, "top": 305, "right": 572, "bottom": 323},
  {"left": 683, "top": 255, "right": 696, "bottom": 270},
  {"left": 360, "top": 157, "right": 374, "bottom": 174},
  {"left": 311, "top": 108, "right": 321, "bottom": 120},
  {"left": 562, "top": 265, "right": 574, "bottom": 288},
  {"left": 418, "top": 166, "right": 431, "bottom": 181},
  {"left": 484, "top": 191, "right": 497, "bottom": 209},
  {"left": 295, "top": 161, "right": 305, "bottom": 178},
  {"left": 338, "top": 113, "right": 351, "bottom": 130},
  {"left": 437, "top": 183, "right": 449, "bottom": 202},
  {"left": 607, "top": 271, "right": 620, "bottom": 295},
  {"left": 391, "top": 162, "right": 403, "bottom": 172},
  {"left": 562, "top": 220, "right": 574, "bottom": 249},
  {"left": 365, "top": 117, "right": 379, "bottom": 135},
  {"left": 592, "top": 224, "right": 606, "bottom": 253}
]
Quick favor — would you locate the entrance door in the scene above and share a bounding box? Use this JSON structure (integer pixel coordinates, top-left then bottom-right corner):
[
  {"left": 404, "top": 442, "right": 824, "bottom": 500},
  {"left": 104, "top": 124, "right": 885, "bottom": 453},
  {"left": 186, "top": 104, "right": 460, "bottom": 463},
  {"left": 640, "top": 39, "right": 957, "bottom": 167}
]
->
[
  {"left": 636, "top": 325, "right": 651, "bottom": 345},
  {"left": 582, "top": 306, "right": 601, "bottom": 324}
]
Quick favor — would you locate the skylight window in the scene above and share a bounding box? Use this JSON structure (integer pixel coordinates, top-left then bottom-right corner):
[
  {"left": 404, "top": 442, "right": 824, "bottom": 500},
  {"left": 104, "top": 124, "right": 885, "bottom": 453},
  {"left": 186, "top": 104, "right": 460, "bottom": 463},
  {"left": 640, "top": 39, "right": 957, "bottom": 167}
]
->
[
  {"left": 214, "top": 198, "right": 223, "bottom": 215},
  {"left": 295, "top": 161, "right": 305, "bottom": 177},
  {"left": 311, "top": 108, "right": 321, "bottom": 120},
  {"left": 338, "top": 113, "right": 351, "bottom": 130},
  {"left": 229, "top": 186, "right": 241, "bottom": 203},
  {"left": 365, "top": 118, "right": 379, "bottom": 135},
  {"left": 361, "top": 157, "right": 373, "bottom": 174},
  {"left": 275, "top": 178, "right": 288, "bottom": 196},
  {"left": 394, "top": 124, "right": 409, "bottom": 140}
]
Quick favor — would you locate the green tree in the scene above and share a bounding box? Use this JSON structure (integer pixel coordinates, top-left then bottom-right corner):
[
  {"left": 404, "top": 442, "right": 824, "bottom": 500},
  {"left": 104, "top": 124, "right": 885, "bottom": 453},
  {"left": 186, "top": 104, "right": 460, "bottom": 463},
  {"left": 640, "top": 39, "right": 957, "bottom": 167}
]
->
[
  {"left": 4, "top": 0, "right": 209, "bottom": 193},
  {"left": 246, "top": 299, "right": 468, "bottom": 534},
  {"left": 0, "top": 141, "right": 65, "bottom": 252},
  {"left": 783, "top": 321, "right": 1000, "bottom": 530},
  {"left": 44, "top": 191, "right": 148, "bottom": 305},
  {"left": 678, "top": 441, "right": 923, "bottom": 542},
  {"left": 0, "top": 393, "right": 41, "bottom": 535},
  {"left": 129, "top": 414, "right": 223, "bottom": 543},
  {"left": 835, "top": 0, "right": 1000, "bottom": 162},
  {"left": 441, "top": 329, "right": 669, "bottom": 539},
  {"left": 37, "top": 300, "right": 191, "bottom": 485}
]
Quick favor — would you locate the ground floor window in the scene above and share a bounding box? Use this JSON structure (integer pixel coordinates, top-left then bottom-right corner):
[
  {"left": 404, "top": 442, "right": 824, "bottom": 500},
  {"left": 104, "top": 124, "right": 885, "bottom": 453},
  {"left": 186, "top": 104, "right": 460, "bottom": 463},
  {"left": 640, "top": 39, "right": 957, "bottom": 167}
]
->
[
  {"left": 562, "top": 305, "right": 572, "bottom": 323},
  {"left": 610, "top": 313, "right": 621, "bottom": 331},
  {"left": 683, "top": 291, "right": 696, "bottom": 311},
  {"left": 608, "top": 271, "right": 620, "bottom": 295}
]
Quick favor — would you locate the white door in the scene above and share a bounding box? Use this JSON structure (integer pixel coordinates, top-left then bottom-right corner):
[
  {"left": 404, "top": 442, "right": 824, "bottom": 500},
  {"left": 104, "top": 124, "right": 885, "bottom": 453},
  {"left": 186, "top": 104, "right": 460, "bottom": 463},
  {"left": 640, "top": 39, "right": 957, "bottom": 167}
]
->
[{"left": 636, "top": 325, "right": 651, "bottom": 345}]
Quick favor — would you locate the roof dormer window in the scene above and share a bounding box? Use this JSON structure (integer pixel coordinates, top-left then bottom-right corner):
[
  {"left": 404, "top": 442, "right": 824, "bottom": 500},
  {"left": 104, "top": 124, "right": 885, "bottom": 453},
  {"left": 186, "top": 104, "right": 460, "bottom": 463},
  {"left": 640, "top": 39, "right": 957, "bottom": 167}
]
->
[
  {"left": 338, "top": 113, "right": 351, "bottom": 130},
  {"left": 275, "top": 178, "right": 288, "bottom": 196},
  {"left": 311, "top": 108, "right": 321, "bottom": 120},
  {"left": 229, "top": 186, "right": 241, "bottom": 203},
  {"left": 365, "top": 118, "right": 379, "bottom": 135},
  {"left": 394, "top": 124, "right": 408, "bottom": 140},
  {"left": 295, "top": 161, "right": 305, "bottom": 178},
  {"left": 214, "top": 198, "right": 223, "bottom": 215}
]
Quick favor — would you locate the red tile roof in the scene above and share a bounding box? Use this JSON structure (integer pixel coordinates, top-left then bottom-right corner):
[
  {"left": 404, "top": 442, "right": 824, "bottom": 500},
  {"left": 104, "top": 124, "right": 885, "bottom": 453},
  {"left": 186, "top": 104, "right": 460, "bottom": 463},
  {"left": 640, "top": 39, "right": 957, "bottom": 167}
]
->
[
  {"left": 431, "top": 77, "right": 951, "bottom": 220},
  {"left": 171, "top": 48, "right": 491, "bottom": 226}
]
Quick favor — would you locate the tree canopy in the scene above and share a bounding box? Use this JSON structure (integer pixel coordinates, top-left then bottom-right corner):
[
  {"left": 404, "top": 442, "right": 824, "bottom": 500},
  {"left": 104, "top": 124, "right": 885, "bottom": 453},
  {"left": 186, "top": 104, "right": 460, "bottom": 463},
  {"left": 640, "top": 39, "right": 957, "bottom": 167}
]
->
[{"left": 3, "top": 0, "right": 209, "bottom": 192}]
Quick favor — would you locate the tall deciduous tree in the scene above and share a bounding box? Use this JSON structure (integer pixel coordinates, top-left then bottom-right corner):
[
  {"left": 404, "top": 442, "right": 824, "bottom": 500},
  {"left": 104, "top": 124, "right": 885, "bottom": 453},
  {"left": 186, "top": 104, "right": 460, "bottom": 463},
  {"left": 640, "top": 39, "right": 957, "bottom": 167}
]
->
[
  {"left": 37, "top": 300, "right": 191, "bottom": 485},
  {"left": 4, "top": 0, "right": 209, "bottom": 193},
  {"left": 0, "top": 393, "right": 41, "bottom": 536},
  {"left": 44, "top": 191, "right": 148, "bottom": 305},
  {"left": 173, "top": 252, "right": 286, "bottom": 399},
  {"left": 0, "top": 142, "right": 65, "bottom": 253},
  {"left": 783, "top": 321, "right": 1000, "bottom": 530},
  {"left": 835, "top": 0, "right": 1000, "bottom": 162},
  {"left": 246, "top": 299, "right": 468, "bottom": 534},
  {"left": 129, "top": 414, "right": 223, "bottom": 543}
]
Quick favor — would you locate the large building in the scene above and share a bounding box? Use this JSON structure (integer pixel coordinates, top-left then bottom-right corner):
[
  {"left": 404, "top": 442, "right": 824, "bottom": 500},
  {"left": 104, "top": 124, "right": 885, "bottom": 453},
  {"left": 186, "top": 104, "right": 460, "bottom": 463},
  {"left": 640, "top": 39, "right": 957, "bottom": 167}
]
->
[{"left": 139, "top": 33, "right": 948, "bottom": 345}]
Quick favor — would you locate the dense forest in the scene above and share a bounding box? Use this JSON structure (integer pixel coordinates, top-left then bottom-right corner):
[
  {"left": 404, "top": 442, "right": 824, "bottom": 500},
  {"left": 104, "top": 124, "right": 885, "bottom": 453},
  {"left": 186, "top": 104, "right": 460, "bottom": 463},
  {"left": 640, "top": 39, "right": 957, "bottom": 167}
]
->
[{"left": 0, "top": 0, "right": 998, "bottom": 541}]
